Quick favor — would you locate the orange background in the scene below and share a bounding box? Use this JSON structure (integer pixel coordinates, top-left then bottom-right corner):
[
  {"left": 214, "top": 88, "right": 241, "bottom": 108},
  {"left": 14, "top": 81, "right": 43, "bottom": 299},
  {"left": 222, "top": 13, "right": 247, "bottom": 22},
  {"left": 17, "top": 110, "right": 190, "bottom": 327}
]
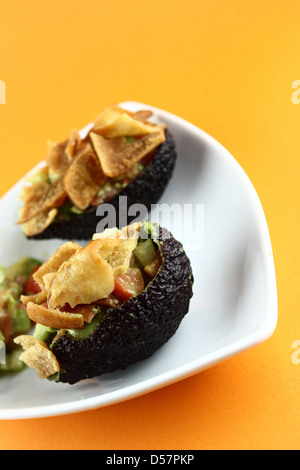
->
[{"left": 0, "top": 0, "right": 299, "bottom": 450}]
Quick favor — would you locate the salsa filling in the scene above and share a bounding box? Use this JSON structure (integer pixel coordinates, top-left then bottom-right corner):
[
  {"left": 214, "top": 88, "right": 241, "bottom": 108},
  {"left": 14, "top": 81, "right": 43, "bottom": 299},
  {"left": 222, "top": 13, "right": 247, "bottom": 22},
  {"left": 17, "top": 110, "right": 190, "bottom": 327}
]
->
[
  {"left": 17, "top": 106, "right": 167, "bottom": 237},
  {"left": 0, "top": 257, "right": 42, "bottom": 376},
  {"left": 14, "top": 223, "right": 163, "bottom": 380}
]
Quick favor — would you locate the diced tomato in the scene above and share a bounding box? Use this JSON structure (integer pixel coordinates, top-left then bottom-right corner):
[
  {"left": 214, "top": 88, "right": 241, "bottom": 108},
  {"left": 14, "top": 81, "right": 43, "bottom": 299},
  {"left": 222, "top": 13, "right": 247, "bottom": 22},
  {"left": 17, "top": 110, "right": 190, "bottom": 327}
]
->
[
  {"left": 58, "top": 303, "right": 97, "bottom": 324},
  {"left": 114, "top": 268, "right": 145, "bottom": 302},
  {"left": 24, "top": 265, "right": 41, "bottom": 295},
  {"left": 95, "top": 292, "right": 124, "bottom": 308}
]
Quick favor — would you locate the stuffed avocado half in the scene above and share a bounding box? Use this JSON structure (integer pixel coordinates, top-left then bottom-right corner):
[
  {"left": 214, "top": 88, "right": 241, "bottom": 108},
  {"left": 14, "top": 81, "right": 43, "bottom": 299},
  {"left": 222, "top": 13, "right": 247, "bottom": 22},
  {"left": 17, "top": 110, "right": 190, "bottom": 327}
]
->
[
  {"left": 16, "top": 105, "right": 177, "bottom": 240},
  {"left": 15, "top": 222, "right": 193, "bottom": 385}
]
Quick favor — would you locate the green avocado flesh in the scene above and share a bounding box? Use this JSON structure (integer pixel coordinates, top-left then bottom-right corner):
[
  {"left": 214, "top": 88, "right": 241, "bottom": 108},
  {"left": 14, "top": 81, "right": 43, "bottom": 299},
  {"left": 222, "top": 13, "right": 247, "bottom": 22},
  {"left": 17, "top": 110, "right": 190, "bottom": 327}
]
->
[
  {"left": 0, "top": 349, "right": 26, "bottom": 376},
  {"left": 34, "top": 312, "right": 107, "bottom": 345},
  {"left": 0, "top": 257, "right": 42, "bottom": 376},
  {"left": 133, "top": 239, "right": 157, "bottom": 266}
]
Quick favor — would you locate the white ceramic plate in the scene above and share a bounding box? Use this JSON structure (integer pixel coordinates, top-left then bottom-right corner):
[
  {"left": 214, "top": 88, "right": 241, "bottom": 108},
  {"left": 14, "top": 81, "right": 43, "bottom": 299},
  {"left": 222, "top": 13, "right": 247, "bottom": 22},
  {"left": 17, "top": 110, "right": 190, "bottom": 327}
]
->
[{"left": 0, "top": 101, "right": 278, "bottom": 420}]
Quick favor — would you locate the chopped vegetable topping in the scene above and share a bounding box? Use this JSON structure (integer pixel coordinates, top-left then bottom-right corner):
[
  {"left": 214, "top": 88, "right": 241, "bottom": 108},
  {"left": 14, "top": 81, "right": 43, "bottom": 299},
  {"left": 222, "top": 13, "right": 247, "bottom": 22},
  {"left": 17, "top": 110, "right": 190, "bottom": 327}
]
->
[
  {"left": 134, "top": 239, "right": 157, "bottom": 267},
  {"left": 17, "top": 105, "right": 167, "bottom": 236},
  {"left": 14, "top": 223, "right": 163, "bottom": 380},
  {"left": 0, "top": 257, "right": 42, "bottom": 376},
  {"left": 114, "top": 268, "right": 145, "bottom": 301}
]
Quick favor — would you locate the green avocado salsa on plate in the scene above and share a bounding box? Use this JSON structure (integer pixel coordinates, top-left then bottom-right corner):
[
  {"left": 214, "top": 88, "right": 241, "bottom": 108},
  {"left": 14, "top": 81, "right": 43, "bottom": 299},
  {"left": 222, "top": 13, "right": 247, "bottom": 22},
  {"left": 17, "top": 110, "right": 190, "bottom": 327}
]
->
[{"left": 0, "top": 257, "right": 42, "bottom": 376}]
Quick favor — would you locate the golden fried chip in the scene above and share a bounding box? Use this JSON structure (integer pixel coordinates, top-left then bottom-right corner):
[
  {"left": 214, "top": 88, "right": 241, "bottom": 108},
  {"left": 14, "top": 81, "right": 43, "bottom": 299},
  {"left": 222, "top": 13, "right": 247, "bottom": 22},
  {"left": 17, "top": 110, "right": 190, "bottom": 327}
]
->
[
  {"left": 17, "top": 178, "right": 67, "bottom": 225},
  {"left": 64, "top": 143, "right": 107, "bottom": 210},
  {"left": 48, "top": 239, "right": 115, "bottom": 309},
  {"left": 46, "top": 130, "right": 83, "bottom": 177},
  {"left": 93, "top": 228, "right": 139, "bottom": 276},
  {"left": 20, "top": 290, "right": 47, "bottom": 306},
  {"left": 65, "top": 129, "right": 83, "bottom": 159},
  {"left": 46, "top": 139, "right": 70, "bottom": 176},
  {"left": 92, "top": 105, "right": 159, "bottom": 138},
  {"left": 93, "top": 104, "right": 121, "bottom": 128},
  {"left": 27, "top": 302, "right": 84, "bottom": 330},
  {"left": 92, "top": 227, "right": 122, "bottom": 241},
  {"left": 33, "top": 241, "right": 81, "bottom": 289},
  {"left": 133, "top": 110, "right": 153, "bottom": 122},
  {"left": 14, "top": 335, "right": 47, "bottom": 350},
  {"left": 90, "top": 129, "right": 166, "bottom": 178},
  {"left": 121, "top": 222, "right": 141, "bottom": 240},
  {"left": 106, "top": 237, "right": 138, "bottom": 276},
  {"left": 14, "top": 335, "right": 60, "bottom": 380},
  {"left": 95, "top": 237, "right": 123, "bottom": 260},
  {"left": 17, "top": 182, "right": 47, "bottom": 224},
  {"left": 23, "top": 208, "right": 58, "bottom": 237},
  {"left": 20, "top": 343, "right": 60, "bottom": 379},
  {"left": 42, "top": 272, "right": 57, "bottom": 294}
]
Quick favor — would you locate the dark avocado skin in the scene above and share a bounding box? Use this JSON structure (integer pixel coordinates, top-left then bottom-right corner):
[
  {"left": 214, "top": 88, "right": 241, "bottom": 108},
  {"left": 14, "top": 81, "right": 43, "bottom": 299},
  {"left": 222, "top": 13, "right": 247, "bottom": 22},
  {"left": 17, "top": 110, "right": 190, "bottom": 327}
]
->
[
  {"left": 28, "top": 131, "right": 177, "bottom": 241},
  {"left": 51, "top": 226, "right": 194, "bottom": 385}
]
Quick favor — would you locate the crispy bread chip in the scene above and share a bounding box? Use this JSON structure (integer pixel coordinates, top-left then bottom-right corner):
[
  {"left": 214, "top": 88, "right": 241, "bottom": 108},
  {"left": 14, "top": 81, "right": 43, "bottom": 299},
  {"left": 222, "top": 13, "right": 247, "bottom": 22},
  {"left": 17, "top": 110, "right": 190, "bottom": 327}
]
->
[
  {"left": 64, "top": 143, "right": 107, "bottom": 210},
  {"left": 20, "top": 291, "right": 47, "bottom": 306},
  {"left": 48, "top": 240, "right": 115, "bottom": 309},
  {"left": 92, "top": 105, "right": 159, "bottom": 138},
  {"left": 46, "top": 139, "right": 70, "bottom": 176},
  {"left": 96, "top": 237, "right": 123, "bottom": 261},
  {"left": 93, "top": 227, "right": 122, "bottom": 241},
  {"left": 14, "top": 335, "right": 46, "bottom": 350},
  {"left": 42, "top": 272, "right": 57, "bottom": 294},
  {"left": 121, "top": 222, "right": 142, "bottom": 239},
  {"left": 105, "top": 236, "right": 138, "bottom": 276},
  {"left": 33, "top": 241, "right": 81, "bottom": 289},
  {"left": 65, "top": 129, "right": 82, "bottom": 159},
  {"left": 19, "top": 343, "right": 60, "bottom": 379},
  {"left": 62, "top": 304, "right": 98, "bottom": 324},
  {"left": 17, "top": 178, "right": 67, "bottom": 225},
  {"left": 90, "top": 129, "right": 166, "bottom": 178},
  {"left": 46, "top": 130, "right": 82, "bottom": 177},
  {"left": 27, "top": 302, "right": 84, "bottom": 330},
  {"left": 15, "top": 335, "right": 60, "bottom": 380},
  {"left": 133, "top": 110, "right": 153, "bottom": 122},
  {"left": 23, "top": 208, "right": 58, "bottom": 237},
  {"left": 93, "top": 225, "right": 140, "bottom": 276}
]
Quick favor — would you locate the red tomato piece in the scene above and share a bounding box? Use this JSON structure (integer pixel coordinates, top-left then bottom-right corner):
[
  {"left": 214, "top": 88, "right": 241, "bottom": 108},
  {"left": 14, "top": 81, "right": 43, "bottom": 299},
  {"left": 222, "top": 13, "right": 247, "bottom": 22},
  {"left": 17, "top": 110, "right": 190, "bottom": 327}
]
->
[
  {"left": 95, "top": 292, "right": 124, "bottom": 308},
  {"left": 24, "top": 265, "right": 41, "bottom": 295},
  {"left": 114, "top": 268, "right": 145, "bottom": 302},
  {"left": 60, "top": 303, "right": 97, "bottom": 324}
]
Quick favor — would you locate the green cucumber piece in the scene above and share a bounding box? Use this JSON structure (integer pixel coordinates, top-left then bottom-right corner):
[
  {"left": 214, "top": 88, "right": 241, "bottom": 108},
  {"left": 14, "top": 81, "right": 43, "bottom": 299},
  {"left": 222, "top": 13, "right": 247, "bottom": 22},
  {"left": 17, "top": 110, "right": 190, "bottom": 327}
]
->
[{"left": 133, "top": 239, "right": 157, "bottom": 267}]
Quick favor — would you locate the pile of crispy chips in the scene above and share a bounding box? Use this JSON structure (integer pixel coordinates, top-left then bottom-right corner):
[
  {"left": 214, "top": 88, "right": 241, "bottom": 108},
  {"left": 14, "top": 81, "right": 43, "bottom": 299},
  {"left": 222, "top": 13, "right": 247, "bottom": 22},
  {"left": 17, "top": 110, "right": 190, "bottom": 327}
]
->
[
  {"left": 15, "top": 223, "right": 142, "bottom": 379},
  {"left": 17, "top": 106, "right": 166, "bottom": 236},
  {"left": 20, "top": 224, "right": 141, "bottom": 331}
]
